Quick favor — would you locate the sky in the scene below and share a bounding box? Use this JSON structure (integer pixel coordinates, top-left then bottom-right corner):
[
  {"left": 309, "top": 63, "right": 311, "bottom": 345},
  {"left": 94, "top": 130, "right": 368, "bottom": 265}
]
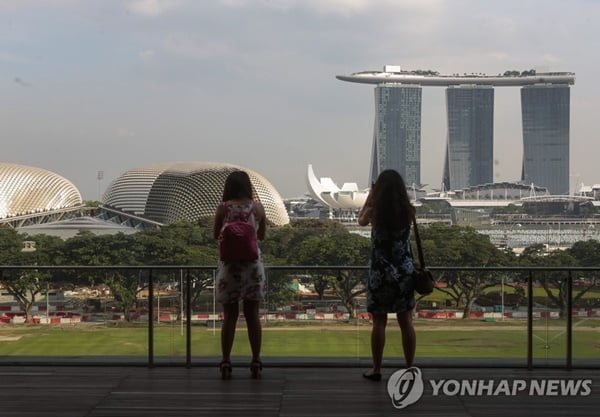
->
[{"left": 2, "top": 0, "right": 599, "bottom": 201}]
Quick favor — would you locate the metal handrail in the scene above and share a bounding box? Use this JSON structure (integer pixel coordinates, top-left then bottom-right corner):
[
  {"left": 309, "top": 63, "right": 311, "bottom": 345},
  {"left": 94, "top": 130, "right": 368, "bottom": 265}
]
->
[{"left": 1, "top": 265, "right": 599, "bottom": 369}]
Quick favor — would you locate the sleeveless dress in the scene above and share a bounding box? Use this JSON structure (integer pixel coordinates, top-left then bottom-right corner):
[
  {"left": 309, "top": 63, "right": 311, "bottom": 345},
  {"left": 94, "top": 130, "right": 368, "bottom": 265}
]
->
[
  {"left": 366, "top": 226, "right": 416, "bottom": 315},
  {"left": 215, "top": 201, "right": 266, "bottom": 304}
]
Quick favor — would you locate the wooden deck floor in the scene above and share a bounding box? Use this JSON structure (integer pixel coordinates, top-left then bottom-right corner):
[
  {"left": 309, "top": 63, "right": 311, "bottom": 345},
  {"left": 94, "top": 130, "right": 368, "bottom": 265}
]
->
[{"left": 0, "top": 365, "right": 598, "bottom": 416}]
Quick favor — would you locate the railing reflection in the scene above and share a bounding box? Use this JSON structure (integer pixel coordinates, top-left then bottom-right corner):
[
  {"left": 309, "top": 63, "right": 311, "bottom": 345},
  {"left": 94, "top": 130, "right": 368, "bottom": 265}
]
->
[{"left": 0, "top": 265, "right": 598, "bottom": 369}]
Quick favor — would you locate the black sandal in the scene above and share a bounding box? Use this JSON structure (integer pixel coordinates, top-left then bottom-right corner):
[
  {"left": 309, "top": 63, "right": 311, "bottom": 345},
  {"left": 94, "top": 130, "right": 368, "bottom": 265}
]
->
[
  {"left": 219, "top": 360, "right": 232, "bottom": 380},
  {"left": 250, "top": 359, "right": 263, "bottom": 379},
  {"left": 362, "top": 371, "right": 382, "bottom": 381}
]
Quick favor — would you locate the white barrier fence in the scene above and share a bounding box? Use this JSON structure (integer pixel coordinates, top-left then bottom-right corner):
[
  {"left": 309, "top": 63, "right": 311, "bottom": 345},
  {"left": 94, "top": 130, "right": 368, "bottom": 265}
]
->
[{"left": 2, "top": 308, "right": 599, "bottom": 324}]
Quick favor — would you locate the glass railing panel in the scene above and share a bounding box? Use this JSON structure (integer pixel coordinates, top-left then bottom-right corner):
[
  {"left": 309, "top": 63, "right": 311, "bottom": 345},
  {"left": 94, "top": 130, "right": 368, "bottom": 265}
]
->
[
  {"left": 572, "top": 270, "right": 600, "bottom": 366},
  {"left": 530, "top": 270, "right": 569, "bottom": 367},
  {"left": 205, "top": 267, "right": 370, "bottom": 362},
  {"left": 0, "top": 267, "right": 150, "bottom": 358},
  {"left": 0, "top": 265, "right": 597, "bottom": 368},
  {"left": 152, "top": 271, "right": 185, "bottom": 359},
  {"left": 415, "top": 270, "right": 527, "bottom": 363}
]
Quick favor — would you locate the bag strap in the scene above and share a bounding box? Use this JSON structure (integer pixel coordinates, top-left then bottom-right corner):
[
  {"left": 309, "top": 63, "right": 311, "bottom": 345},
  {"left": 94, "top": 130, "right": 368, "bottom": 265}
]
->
[
  {"left": 224, "top": 201, "right": 253, "bottom": 222},
  {"left": 411, "top": 214, "right": 427, "bottom": 269}
]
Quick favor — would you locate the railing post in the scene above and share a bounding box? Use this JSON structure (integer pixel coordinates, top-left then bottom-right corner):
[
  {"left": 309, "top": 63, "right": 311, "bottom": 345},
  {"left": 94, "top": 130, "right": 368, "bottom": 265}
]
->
[
  {"left": 527, "top": 270, "right": 533, "bottom": 370},
  {"left": 186, "top": 269, "right": 192, "bottom": 368},
  {"left": 148, "top": 268, "right": 154, "bottom": 368},
  {"left": 567, "top": 270, "right": 573, "bottom": 371}
]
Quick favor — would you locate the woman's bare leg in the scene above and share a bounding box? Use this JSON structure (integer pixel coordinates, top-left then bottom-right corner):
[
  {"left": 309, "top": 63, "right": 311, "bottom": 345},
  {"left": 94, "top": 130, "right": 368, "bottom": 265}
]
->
[
  {"left": 243, "top": 299, "right": 262, "bottom": 361},
  {"left": 397, "top": 310, "right": 416, "bottom": 368},
  {"left": 221, "top": 302, "right": 239, "bottom": 362},
  {"left": 367, "top": 313, "right": 388, "bottom": 375}
]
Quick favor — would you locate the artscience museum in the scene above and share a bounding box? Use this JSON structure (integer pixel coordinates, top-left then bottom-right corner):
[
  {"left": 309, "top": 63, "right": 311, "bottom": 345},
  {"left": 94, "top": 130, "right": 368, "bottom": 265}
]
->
[{"left": 306, "top": 164, "right": 368, "bottom": 211}]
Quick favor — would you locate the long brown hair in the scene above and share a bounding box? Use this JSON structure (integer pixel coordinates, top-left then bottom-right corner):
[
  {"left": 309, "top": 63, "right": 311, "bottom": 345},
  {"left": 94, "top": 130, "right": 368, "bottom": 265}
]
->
[
  {"left": 371, "top": 169, "right": 414, "bottom": 231},
  {"left": 222, "top": 171, "right": 253, "bottom": 201}
]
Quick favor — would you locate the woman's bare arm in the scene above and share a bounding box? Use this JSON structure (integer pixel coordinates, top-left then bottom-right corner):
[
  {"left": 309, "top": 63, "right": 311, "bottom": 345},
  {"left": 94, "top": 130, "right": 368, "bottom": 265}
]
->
[
  {"left": 213, "top": 203, "right": 226, "bottom": 240},
  {"left": 255, "top": 202, "right": 267, "bottom": 240}
]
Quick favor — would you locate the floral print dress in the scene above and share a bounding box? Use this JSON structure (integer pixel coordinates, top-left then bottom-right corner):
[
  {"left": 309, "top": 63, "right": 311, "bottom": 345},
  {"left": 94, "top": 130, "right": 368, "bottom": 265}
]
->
[
  {"left": 215, "top": 201, "right": 265, "bottom": 304},
  {"left": 366, "top": 226, "right": 416, "bottom": 315}
]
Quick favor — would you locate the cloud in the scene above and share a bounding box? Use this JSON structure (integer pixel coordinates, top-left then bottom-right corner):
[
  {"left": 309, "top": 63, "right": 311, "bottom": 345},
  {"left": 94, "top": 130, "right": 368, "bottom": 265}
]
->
[
  {"left": 487, "top": 52, "right": 511, "bottom": 62},
  {"left": 0, "top": 0, "right": 76, "bottom": 10},
  {"left": 139, "top": 50, "right": 156, "bottom": 61},
  {"left": 161, "top": 33, "right": 237, "bottom": 60},
  {"left": 127, "top": 0, "right": 185, "bottom": 18},
  {"left": 218, "top": 0, "right": 444, "bottom": 16},
  {"left": 541, "top": 53, "right": 561, "bottom": 64},
  {"left": 0, "top": 52, "right": 21, "bottom": 64},
  {"left": 117, "top": 128, "right": 136, "bottom": 137}
]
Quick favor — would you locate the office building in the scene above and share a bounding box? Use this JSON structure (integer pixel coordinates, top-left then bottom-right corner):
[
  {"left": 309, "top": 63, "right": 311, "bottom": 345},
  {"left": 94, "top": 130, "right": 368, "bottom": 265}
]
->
[
  {"left": 371, "top": 85, "right": 422, "bottom": 186},
  {"left": 521, "top": 85, "right": 570, "bottom": 195},
  {"left": 443, "top": 86, "right": 494, "bottom": 191}
]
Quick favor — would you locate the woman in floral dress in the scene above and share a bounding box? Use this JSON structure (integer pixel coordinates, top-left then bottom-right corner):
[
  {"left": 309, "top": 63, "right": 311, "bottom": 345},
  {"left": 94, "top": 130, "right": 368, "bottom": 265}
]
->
[
  {"left": 358, "top": 169, "right": 416, "bottom": 381},
  {"left": 213, "top": 171, "right": 266, "bottom": 379}
]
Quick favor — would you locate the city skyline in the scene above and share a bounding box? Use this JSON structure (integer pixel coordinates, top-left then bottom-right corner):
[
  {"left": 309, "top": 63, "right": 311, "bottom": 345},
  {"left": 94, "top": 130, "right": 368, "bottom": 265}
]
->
[{"left": 2, "top": 1, "right": 599, "bottom": 199}]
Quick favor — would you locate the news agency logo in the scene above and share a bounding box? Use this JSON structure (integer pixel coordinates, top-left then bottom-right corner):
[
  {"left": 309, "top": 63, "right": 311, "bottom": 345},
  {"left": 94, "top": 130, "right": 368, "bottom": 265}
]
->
[
  {"left": 387, "top": 367, "right": 593, "bottom": 410},
  {"left": 387, "top": 367, "right": 424, "bottom": 409}
]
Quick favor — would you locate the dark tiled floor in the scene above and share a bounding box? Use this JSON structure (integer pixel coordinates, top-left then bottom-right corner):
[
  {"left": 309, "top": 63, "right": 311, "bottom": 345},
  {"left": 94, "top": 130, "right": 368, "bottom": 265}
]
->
[{"left": 0, "top": 365, "right": 598, "bottom": 416}]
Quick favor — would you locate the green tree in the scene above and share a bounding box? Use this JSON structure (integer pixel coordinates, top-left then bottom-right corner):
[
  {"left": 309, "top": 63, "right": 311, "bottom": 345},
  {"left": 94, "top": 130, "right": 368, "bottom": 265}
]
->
[
  {"left": 289, "top": 231, "right": 370, "bottom": 318},
  {"left": 519, "top": 240, "right": 600, "bottom": 316},
  {"left": 0, "top": 225, "right": 22, "bottom": 263},
  {"left": 0, "top": 231, "right": 65, "bottom": 323},
  {"left": 260, "top": 220, "right": 350, "bottom": 309},
  {"left": 63, "top": 232, "right": 144, "bottom": 321},
  {"left": 421, "top": 224, "right": 513, "bottom": 318},
  {"left": 568, "top": 240, "right": 600, "bottom": 309},
  {"left": 519, "top": 244, "right": 581, "bottom": 318},
  {"left": 135, "top": 221, "right": 217, "bottom": 315}
]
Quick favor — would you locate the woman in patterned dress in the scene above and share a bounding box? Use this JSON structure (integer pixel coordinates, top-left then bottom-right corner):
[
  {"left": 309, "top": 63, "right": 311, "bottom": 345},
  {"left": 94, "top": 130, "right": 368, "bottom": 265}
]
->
[
  {"left": 358, "top": 169, "right": 416, "bottom": 381},
  {"left": 213, "top": 171, "right": 267, "bottom": 379}
]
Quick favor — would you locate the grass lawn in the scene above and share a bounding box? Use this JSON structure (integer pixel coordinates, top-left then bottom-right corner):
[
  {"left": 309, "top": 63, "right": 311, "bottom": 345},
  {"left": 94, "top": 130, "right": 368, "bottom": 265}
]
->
[{"left": 1, "top": 320, "right": 598, "bottom": 359}]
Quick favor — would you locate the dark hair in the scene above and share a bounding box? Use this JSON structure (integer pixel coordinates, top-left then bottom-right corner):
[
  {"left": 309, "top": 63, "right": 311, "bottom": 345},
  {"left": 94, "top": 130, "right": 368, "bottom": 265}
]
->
[
  {"left": 222, "top": 170, "right": 253, "bottom": 201},
  {"left": 371, "top": 169, "right": 414, "bottom": 231}
]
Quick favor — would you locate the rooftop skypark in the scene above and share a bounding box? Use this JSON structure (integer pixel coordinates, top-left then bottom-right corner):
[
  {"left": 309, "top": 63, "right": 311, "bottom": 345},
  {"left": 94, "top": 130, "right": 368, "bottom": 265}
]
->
[{"left": 336, "top": 65, "right": 575, "bottom": 86}]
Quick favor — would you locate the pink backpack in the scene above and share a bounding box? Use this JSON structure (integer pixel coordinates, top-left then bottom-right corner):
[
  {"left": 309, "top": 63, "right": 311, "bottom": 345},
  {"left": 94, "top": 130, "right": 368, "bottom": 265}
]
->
[{"left": 219, "top": 202, "right": 259, "bottom": 263}]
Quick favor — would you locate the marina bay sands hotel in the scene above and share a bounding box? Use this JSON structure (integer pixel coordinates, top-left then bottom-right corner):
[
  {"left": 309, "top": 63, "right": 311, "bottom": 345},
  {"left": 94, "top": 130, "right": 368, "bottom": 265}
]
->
[{"left": 336, "top": 66, "right": 575, "bottom": 195}]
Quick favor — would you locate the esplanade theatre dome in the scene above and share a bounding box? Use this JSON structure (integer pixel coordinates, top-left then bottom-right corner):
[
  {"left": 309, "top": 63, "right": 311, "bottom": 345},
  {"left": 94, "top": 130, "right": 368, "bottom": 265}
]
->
[
  {"left": 102, "top": 162, "right": 290, "bottom": 226},
  {"left": 0, "top": 163, "right": 82, "bottom": 219}
]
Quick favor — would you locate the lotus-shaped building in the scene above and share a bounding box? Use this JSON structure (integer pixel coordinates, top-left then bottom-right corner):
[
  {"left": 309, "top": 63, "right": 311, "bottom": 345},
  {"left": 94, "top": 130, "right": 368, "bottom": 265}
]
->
[{"left": 306, "top": 164, "right": 368, "bottom": 210}]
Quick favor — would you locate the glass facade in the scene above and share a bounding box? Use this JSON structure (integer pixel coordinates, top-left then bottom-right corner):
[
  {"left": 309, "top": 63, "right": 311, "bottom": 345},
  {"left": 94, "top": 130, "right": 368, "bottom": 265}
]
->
[
  {"left": 443, "top": 86, "right": 494, "bottom": 191},
  {"left": 521, "top": 85, "right": 570, "bottom": 195},
  {"left": 370, "top": 85, "right": 422, "bottom": 186}
]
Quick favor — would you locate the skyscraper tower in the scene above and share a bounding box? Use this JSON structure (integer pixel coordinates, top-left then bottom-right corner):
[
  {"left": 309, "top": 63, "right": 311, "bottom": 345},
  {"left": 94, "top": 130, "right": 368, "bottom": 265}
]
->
[
  {"left": 443, "top": 86, "right": 494, "bottom": 191},
  {"left": 371, "top": 84, "right": 422, "bottom": 186},
  {"left": 521, "top": 84, "right": 570, "bottom": 195},
  {"left": 337, "top": 67, "right": 575, "bottom": 193}
]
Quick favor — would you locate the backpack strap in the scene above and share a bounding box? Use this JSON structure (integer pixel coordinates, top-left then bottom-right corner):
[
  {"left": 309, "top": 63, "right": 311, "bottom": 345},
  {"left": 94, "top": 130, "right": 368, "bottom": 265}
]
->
[{"left": 222, "top": 201, "right": 254, "bottom": 224}]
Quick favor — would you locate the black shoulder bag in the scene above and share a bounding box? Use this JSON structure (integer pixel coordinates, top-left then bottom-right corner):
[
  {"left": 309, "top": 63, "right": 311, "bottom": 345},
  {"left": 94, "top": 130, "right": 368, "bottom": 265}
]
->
[{"left": 412, "top": 215, "right": 435, "bottom": 295}]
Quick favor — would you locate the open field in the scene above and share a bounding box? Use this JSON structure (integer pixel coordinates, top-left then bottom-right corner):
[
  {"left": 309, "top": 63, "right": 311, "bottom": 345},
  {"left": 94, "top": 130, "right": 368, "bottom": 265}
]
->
[{"left": 0, "top": 319, "right": 598, "bottom": 359}]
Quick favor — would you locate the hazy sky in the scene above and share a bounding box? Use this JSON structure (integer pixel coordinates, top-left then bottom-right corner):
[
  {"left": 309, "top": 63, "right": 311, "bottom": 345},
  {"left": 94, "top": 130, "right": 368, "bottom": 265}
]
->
[{"left": 2, "top": 0, "right": 599, "bottom": 200}]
